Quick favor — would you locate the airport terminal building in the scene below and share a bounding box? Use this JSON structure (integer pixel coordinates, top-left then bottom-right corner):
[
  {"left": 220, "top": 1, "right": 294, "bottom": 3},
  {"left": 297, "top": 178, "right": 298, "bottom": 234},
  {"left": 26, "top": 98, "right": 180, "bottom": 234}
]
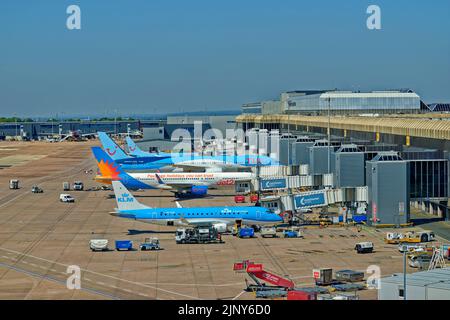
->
[
  {"left": 243, "top": 89, "right": 423, "bottom": 116},
  {"left": 236, "top": 88, "right": 450, "bottom": 225}
]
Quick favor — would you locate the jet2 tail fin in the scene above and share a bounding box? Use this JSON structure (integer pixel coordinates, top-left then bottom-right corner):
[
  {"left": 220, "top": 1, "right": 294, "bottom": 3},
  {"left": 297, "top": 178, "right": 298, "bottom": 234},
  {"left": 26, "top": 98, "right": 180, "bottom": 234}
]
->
[
  {"left": 91, "top": 146, "right": 128, "bottom": 178},
  {"left": 112, "top": 181, "right": 150, "bottom": 211}
]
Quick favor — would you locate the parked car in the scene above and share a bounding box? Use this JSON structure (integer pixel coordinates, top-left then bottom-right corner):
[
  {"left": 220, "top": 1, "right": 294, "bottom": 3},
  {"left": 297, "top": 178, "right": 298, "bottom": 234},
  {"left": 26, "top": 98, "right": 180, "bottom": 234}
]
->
[{"left": 59, "top": 194, "right": 75, "bottom": 203}]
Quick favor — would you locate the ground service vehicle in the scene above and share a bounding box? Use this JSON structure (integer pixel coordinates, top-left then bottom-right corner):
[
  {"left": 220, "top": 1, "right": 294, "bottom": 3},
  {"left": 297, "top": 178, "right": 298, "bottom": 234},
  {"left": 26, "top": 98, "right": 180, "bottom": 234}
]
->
[
  {"left": 63, "top": 182, "right": 70, "bottom": 191},
  {"left": 90, "top": 239, "right": 109, "bottom": 251},
  {"left": 260, "top": 227, "right": 277, "bottom": 238},
  {"left": 355, "top": 242, "right": 374, "bottom": 253},
  {"left": 31, "top": 185, "right": 43, "bottom": 193},
  {"left": 313, "top": 268, "right": 333, "bottom": 286},
  {"left": 283, "top": 229, "right": 302, "bottom": 238},
  {"left": 176, "top": 226, "right": 223, "bottom": 244},
  {"left": 73, "top": 181, "right": 84, "bottom": 191},
  {"left": 287, "top": 290, "right": 317, "bottom": 300},
  {"left": 140, "top": 238, "right": 161, "bottom": 251},
  {"left": 115, "top": 240, "right": 133, "bottom": 251},
  {"left": 59, "top": 194, "right": 75, "bottom": 203},
  {"left": 408, "top": 253, "right": 432, "bottom": 269},
  {"left": 398, "top": 244, "right": 425, "bottom": 253},
  {"left": 238, "top": 227, "right": 255, "bottom": 238},
  {"left": 335, "top": 270, "right": 365, "bottom": 282},
  {"left": 9, "top": 179, "right": 19, "bottom": 189},
  {"left": 385, "top": 231, "right": 435, "bottom": 244},
  {"left": 250, "top": 194, "right": 259, "bottom": 203}
]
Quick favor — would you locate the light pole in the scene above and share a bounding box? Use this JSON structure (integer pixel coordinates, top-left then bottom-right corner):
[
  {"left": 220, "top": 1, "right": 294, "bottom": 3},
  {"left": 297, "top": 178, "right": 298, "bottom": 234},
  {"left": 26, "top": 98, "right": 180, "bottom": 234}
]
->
[
  {"left": 14, "top": 113, "right": 18, "bottom": 137},
  {"left": 114, "top": 109, "right": 118, "bottom": 135},
  {"left": 403, "top": 245, "right": 407, "bottom": 300},
  {"left": 327, "top": 96, "right": 331, "bottom": 174},
  {"left": 286, "top": 107, "right": 296, "bottom": 214}
]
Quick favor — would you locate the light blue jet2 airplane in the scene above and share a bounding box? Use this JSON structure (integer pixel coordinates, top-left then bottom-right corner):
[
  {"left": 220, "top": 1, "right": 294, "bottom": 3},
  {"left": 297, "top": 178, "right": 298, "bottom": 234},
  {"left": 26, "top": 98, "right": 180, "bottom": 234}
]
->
[{"left": 111, "top": 180, "right": 283, "bottom": 231}]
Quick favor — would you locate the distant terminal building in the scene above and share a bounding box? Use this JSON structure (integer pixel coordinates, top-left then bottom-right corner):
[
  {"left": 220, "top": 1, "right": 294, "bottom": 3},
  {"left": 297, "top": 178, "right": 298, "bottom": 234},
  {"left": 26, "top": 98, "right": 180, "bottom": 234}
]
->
[
  {"left": 242, "top": 102, "right": 262, "bottom": 114},
  {"left": 242, "top": 89, "right": 422, "bottom": 116},
  {"left": 166, "top": 115, "right": 236, "bottom": 136},
  {"left": 136, "top": 114, "right": 237, "bottom": 153},
  {"left": 286, "top": 90, "right": 421, "bottom": 115},
  {"left": 0, "top": 120, "right": 140, "bottom": 140},
  {"left": 423, "top": 103, "right": 450, "bottom": 112}
]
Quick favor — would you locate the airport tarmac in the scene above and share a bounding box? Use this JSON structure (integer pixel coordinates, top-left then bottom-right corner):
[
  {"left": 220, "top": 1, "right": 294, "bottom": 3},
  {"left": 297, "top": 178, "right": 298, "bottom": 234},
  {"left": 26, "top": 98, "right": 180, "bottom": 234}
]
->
[{"left": 0, "top": 141, "right": 436, "bottom": 300}]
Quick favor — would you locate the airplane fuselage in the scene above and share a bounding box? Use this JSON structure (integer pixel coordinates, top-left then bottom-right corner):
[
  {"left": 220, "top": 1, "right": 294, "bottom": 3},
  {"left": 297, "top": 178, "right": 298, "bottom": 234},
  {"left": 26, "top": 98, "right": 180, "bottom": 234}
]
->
[
  {"left": 115, "top": 206, "right": 281, "bottom": 226},
  {"left": 115, "top": 154, "right": 277, "bottom": 171},
  {"left": 131, "top": 171, "right": 253, "bottom": 187}
]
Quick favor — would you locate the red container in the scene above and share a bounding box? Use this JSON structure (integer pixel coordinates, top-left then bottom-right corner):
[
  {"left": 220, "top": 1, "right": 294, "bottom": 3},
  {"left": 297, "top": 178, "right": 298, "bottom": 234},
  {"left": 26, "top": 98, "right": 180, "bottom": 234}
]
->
[
  {"left": 234, "top": 195, "right": 245, "bottom": 203},
  {"left": 287, "top": 290, "right": 316, "bottom": 300},
  {"left": 246, "top": 264, "right": 263, "bottom": 273},
  {"left": 233, "top": 263, "right": 244, "bottom": 271},
  {"left": 250, "top": 194, "right": 259, "bottom": 203}
]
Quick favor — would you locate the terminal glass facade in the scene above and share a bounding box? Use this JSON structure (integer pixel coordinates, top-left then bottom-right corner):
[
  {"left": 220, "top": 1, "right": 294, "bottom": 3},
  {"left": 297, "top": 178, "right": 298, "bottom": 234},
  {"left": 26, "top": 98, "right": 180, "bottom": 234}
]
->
[
  {"left": 286, "top": 91, "right": 421, "bottom": 114},
  {"left": 409, "top": 160, "right": 448, "bottom": 200}
]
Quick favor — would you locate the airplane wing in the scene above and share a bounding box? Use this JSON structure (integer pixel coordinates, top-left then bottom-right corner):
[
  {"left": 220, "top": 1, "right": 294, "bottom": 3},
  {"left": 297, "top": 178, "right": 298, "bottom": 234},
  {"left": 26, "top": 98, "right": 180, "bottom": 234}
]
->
[
  {"left": 154, "top": 174, "right": 209, "bottom": 192},
  {"left": 164, "top": 185, "right": 207, "bottom": 194},
  {"left": 178, "top": 215, "right": 229, "bottom": 226},
  {"left": 171, "top": 163, "right": 215, "bottom": 172}
]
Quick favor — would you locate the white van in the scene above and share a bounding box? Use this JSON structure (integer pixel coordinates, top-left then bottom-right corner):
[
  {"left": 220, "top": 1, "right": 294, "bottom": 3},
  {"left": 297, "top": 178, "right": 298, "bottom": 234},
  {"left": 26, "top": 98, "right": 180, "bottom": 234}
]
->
[{"left": 59, "top": 194, "right": 75, "bottom": 203}]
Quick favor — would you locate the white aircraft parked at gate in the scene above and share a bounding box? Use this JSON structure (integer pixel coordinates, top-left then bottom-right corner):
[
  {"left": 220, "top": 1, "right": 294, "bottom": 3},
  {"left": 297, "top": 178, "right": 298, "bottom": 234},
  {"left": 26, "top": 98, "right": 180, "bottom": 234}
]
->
[{"left": 93, "top": 147, "right": 254, "bottom": 197}]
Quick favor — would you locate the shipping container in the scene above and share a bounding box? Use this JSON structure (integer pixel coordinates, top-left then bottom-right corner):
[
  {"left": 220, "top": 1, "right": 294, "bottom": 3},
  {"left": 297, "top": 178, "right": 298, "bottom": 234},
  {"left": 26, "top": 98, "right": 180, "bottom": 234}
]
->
[
  {"left": 313, "top": 268, "right": 333, "bottom": 285},
  {"left": 287, "top": 290, "right": 316, "bottom": 300},
  {"left": 115, "top": 240, "right": 133, "bottom": 251},
  {"left": 335, "top": 270, "right": 365, "bottom": 282}
]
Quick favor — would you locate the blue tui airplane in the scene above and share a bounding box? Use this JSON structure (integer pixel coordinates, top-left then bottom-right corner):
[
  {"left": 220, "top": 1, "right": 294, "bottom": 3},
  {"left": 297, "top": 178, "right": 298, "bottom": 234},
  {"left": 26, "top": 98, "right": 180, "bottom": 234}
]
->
[{"left": 98, "top": 132, "right": 279, "bottom": 171}]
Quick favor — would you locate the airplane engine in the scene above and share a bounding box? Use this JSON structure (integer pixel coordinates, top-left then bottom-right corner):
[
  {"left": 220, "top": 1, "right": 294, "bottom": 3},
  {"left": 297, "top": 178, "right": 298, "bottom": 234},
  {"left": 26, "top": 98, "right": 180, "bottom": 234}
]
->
[
  {"left": 212, "top": 223, "right": 228, "bottom": 233},
  {"left": 175, "top": 186, "right": 208, "bottom": 198},
  {"left": 190, "top": 185, "right": 208, "bottom": 196}
]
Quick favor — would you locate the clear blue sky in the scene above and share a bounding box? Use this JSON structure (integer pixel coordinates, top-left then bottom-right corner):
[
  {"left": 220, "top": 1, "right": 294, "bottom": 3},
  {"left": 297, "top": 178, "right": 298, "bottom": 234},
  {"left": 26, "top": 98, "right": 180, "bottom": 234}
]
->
[{"left": 0, "top": 0, "right": 449, "bottom": 117}]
